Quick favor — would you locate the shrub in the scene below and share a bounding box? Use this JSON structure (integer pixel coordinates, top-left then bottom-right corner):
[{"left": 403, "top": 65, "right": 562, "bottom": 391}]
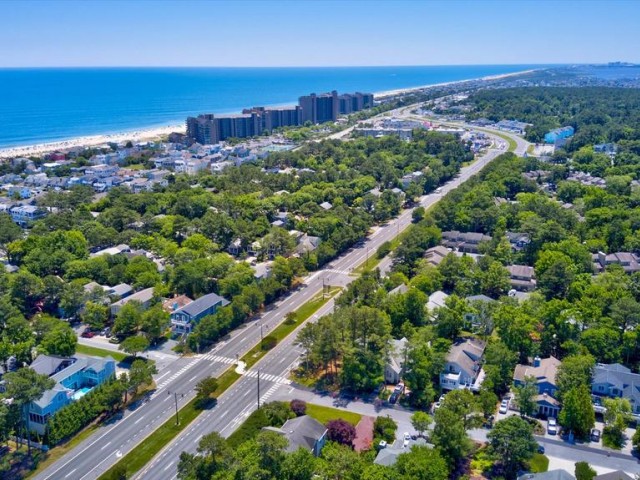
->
[
  {"left": 290, "top": 399, "right": 307, "bottom": 416},
  {"left": 374, "top": 415, "right": 397, "bottom": 443},
  {"left": 261, "top": 335, "right": 277, "bottom": 351},
  {"left": 377, "top": 241, "right": 392, "bottom": 259},
  {"left": 326, "top": 419, "right": 356, "bottom": 446}
]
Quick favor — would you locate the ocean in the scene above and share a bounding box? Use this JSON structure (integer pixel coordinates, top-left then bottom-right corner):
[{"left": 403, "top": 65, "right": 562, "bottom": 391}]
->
[{"left": 0, "top": 65, "right": 543, "bottom": 148}]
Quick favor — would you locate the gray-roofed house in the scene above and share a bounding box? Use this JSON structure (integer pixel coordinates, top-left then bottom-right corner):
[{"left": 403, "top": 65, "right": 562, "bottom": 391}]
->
[
  {"left": 506, "top": 232, "right": 531, "bottom": 251},
  {"left": 27, "top": 355, "right": 116, "bottom": 434},
  {"left": 385, "top": 337, "right": 408, "bottom": 384},
  {"left": 170, "top": 292, "right": 230, "bottom": 334},
  {"left": 107, "top": 283, "right": 133, "bottom": 299},
  {"left": 264, "top": 415, "right": 327, "bottom": 456},
  {"left": 514, "top": 356, "right": 561, "bottom": 417},
  {"left": 507, "top": 265, "right": 536, "bottom": 291},
  {"left": 110, "top": 287, "right": 155, "bottom": 315},
  {"left": 592, "top": 363, "right": 640, "bottom": 416},
  {"left": 518, "top": 469, "right": 576, "bottom": 480},
  {"left": 389, "top": 284, "right": 408, "bottom": 296},
  {"left": 427, "top": 290, "right": 449, "bottom": 314},
  {"left": 296, "top": 234, "right": 321, "bottom": 255},
  {"left": 374, "top": 438, "right": 431, "bottom": 466},
  {"left": 425, "top": 245, "right": 450, "bottom": 266},
  {"left": 594, "top": 471, "right": 633, "bottom": 480},
  {"left": 440, "top": 338, "right": 486, "bottom": 391},
  {"left": 441, "top": 231, "right": 492, "bottom": 254},
  {"left": 592, "top": 251, "right": 640, "bottom": 274}
]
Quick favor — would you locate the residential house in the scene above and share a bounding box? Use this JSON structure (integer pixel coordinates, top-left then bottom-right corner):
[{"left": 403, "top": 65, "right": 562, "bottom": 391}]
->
[
  {"left": 385, "top": 337, "right": 408, "bottom": 384},
  {"left": 544, "top": 126, "right": 574, "bottom": 146},
  {"left": 162, "top": 294, "right": 193, "bottom": 313},
  {"left": 441, "top": 231, "right": 492, "bottom": 254},
  {"left": 594, "top": 472, "right": 633, "bottom": 480},
  {"left": 440, "top": 338, "right": 486, "bottom": 391},
  {"left": 507, "top": 265, "right": 536, "bottom": 291},
  {"left": 264, "top": 415, "right": 327, "bottom": 457},
  {"left": 319, "top": 201, "right": 333, "bottom": 210},
  {"left": 464, "top": 294, "right": 496, "bottom": 331},
  {"left": 427, "top": 290, "right": 449, "bottom": 314},
  {"left": 592, "top": 363, "right": 640, "bottom": 416},
  {"left": 106, "top": 283, "right": 133, "bottom": 299},
  {"left": 296, "top": 234, "right": 321, "bottom": 255},
  {"left": 170, "top": 292, "right": 230, "bottom": 334},
  {"left": 518, "top": 470, "right": 575, "bottom": 480},
  {"left": 424, "top": 245, "right": 450, "bottom": 267},
  {"left": 513, "top": 356, "right": 561, "bottom": 417},
  {"left": 374, "top": 438, "right": 432, "bottom": 466},
  {"left": 10, "top": 205, "right": 47, "bottom": 227},
  {"left": 592, "top": 251, "right": 640, "bottom": 274},
  {"left": 228, "top": 238, "right": 243, "bottom": 256},
  {"left": 110, "top": 287, "right": 155, "bottom": 315},
  {"left": 27, "top": 355, "right": 116, "bottom": 434},
  {"left": 506, "top": 232, "right": 531, "bottom": 251},
  {"left": 90, "top": 244, "right": 131, "bottom": 258},
  {"left": 388, "top": 284, "right": 408, "bottom": 296}
]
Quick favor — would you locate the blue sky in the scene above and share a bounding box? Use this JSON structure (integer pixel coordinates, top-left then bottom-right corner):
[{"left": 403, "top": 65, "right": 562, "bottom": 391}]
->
[{"left": 1, "top": 0, "right": 638, "bottom": 67}]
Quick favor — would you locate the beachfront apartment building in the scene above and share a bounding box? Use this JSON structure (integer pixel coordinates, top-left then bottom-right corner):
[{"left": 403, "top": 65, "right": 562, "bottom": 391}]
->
[
  {"left": 299, "top": 91, "right": 340, "bottom": 124},
  {"left": 27, "top": 354, "right": 116, "bottom": 434}
]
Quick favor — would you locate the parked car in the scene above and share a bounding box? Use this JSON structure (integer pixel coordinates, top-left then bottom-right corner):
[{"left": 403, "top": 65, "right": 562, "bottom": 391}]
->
[
  {"left": 402, "top": 432, "right": 410, "bottom": 448},
  {"left": 547, "top": 418, "right": 558, "bottom": 435},
  {"left": 389, "top": 392, "right": 399, "bottom": 404},
  {"left": 109, "top": 336, "right": 123, "bottom": 344},
  {"left": 499, "top": 399, "right": 509, "bottom": 414},
  {"left": 81, "top": 329, "right": 95, "bottom": 338},
  {"left": 537, "top": 444, "right": 545, "bottom": 454},
  {"left": 590, "top": 428, "right": 601, "bottom": 442},
  {"left": 394, "top": 383, "right": 405, "bottom": 394},
  {"left": 101, "top": 327, "right": 111, "bottom": 336}
]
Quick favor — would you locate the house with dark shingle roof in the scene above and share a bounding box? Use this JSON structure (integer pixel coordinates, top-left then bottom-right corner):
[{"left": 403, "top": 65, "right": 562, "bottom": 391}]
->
[
  {"left": 170, "top": 292, "right": 230, "bottom": 334},
  {"left": 264, "top": 415, "right": 327, "bottom": 456},
  {"left": 518, "top": 469, "right": 575, "bottom": 480}
]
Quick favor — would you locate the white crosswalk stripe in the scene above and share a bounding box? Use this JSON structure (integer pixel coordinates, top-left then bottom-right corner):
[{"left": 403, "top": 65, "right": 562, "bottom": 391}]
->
[
  {"left": 244, "top": 370, "right": 291, "bottom": 385},
  {"left": 199, "top": 353, "right": 236, "bottom": 364},
  {"left": 324, "top": 269, "right": 351, "bottom": 276},
  {"left": 155, "top": 358, "right": 200, "bottom": 390}
]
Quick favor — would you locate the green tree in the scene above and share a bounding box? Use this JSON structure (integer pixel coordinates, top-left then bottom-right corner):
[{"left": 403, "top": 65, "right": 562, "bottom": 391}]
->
[
  {"left": 441, "top": 389, "right": 483, "bottom": 430},
  {"left": 410, "top": 411, "right": 432, "bottom": 438},
  {"left": 82, "top": 301, "right": 109, "bottom": 330},
  {"left": 556, "top": 354, "right": 595, "bottom": 401},
  {"left": 559, "top": 385, "right": 595, "bottom": 439},
  {"left": 483, "top": 340, "right": 518, "bottom": 395},
  {"left": 281, "top": 447, "right": 317, "bottom": 480},
  {"left": 140, "top": 304, "right": 169, "bottom": 345},
  {"left": 478, "top": 388, "right": 499, "bottom": 418},
  {"left": 514, "top": 375, "right": 538, "bottom": 418},
  {"left": 488, "top": 416, "right": 537, "bottom": 479},
  {"left": 119, "top": 335, "right": 149, "bottom": 357},
  {"left": 124, "top": 359, "right": 157, "bottom": 400},
  {"left": 3, "top": 368, "right": 55, "bottom": 454},
  {"left": 575, "top": 462, "right": 597, "bottom": 480},
  {"left": 395, "top": 445, "right": 449, "bottom": 480},
  {"left": 113, "top": 301, "right": 143, "bottom": 337},
  {"left": 40, "top": 322, "right": 77, "bottom": 357},
  {"left": 0, "top": 212, "right": 22, "bottom": 246},
  {"left": 195, "top": 376, "right": 218, "bottom": 406},
  {"left": 431, "top": 406, "right": 470, "bottom": 468}
]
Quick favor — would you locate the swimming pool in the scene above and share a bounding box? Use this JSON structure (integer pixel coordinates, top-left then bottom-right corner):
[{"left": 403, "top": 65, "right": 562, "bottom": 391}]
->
[{"left": 72, "top": 387, "right": 93, "bottom": 401}]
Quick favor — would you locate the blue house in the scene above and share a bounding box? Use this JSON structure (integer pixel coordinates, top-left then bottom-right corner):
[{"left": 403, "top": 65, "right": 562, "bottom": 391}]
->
[
  {"left": 513, "top": 355, "right": 561, "bottom": 417},
  {"left": 544, "top": 126, "right": 575, "bottom": 146},
  {"left": 28, "top": 355, "right": 116, "bottom": 434},
  {"left": 170, "top": 292, "right": 230, "bottom": 334}
]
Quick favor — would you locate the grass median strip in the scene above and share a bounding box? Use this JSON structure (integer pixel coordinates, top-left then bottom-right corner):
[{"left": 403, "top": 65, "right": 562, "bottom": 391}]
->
[
  {"left": 241, "top": 287, "right": 341, "bottom": 369},
  {"left": 76, "top": 344, "right": 128, "bottom": 362},
  {"left": 99, "top": 286, "right": 341, "bottom": 479}
]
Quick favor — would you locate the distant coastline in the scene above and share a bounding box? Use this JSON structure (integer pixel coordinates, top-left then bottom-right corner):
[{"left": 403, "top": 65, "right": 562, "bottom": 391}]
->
[{"left": 0, "top": 66, "right": 539, "bottom": 159}]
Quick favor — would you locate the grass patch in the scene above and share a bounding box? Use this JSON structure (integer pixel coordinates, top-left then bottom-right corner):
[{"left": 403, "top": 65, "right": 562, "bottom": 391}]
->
[
  {"left": 76, "top": 344, "right": 128, "bottom": 363},
  {"left": 241, "top": 287, "right": 340, "bottom": 369},
  {"left": 226, "top": 408, "right": 271, "bottom": 448},
  {"left": 528, "top": 453, "right": 549, "bottom": 473},
  {"left": 353, "top": 238, "right": 400, "bottom": 275},
  {"left": 213, "top": 369, "right": 241, "bottom": 397},
  {"left": 527, "top": 144, "right": 535, "bottom": 155},
  {"left": 305, "top": 403, "right": 362, "bottom": 426}
]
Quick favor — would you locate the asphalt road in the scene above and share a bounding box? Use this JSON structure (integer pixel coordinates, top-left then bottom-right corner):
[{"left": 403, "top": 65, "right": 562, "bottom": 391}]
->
[
  {"left": 36, "top": 126, "right": 523, "bottom": 480},
  {"left": 135, "top": 136, "right": 516, "bottom": 480}
]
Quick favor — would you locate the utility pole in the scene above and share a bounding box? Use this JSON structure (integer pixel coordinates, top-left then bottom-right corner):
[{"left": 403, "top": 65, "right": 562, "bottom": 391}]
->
[
  {"left": 322, "top": 277, "right": 326, "bottom": 298},
  {"left": 260, "top": 322, "right": 263, "bottom": 342},
  {"left": 167, "top": 391, "right": 184, "bottom": 425},
  {"left": 257, "top": 369, "right": 261, "bottom": 409}
]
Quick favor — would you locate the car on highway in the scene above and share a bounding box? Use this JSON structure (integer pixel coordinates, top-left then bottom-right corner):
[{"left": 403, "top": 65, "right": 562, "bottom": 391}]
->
[
  {"left": 402, "top": 432, "right": 410, "bottom": 448},
  {"left": 499, "top": 398, "right": 509, "bottom": 414},
  {"left": 547, "top": 418, "right": 558, "bottom": 435},
  {"left": 590, "top": 428, "right": 601, "bottom": 442}
]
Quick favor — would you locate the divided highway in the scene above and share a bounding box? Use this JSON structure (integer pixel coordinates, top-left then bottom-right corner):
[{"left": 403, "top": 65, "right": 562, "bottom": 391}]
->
[
  {"left": 36, "top": 124, "right": 527, "bottom": 480},
  {"left": 136, "top": 134, "right": 523, "bottom": 480}
]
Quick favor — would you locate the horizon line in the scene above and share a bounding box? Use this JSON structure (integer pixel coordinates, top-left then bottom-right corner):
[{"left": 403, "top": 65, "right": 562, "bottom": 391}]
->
[{"left": 0, "top": 62, "right": 605, "bottom": 70}]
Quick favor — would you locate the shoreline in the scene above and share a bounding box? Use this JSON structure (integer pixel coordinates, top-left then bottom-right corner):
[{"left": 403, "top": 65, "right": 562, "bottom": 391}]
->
[{"left": 0, "top": 68, "right": 537, "bottom": 159}]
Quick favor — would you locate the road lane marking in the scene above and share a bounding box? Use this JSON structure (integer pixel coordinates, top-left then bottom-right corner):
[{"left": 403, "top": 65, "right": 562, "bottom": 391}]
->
[
  {"left": 100, "top": 441, "right": 111, "bottom": 450},
  {"left": 64, "top": 469, "right": 77, "bottom": 478},
  {"left": 163, "top": 461, "right": 175, "bottom": 471},
  {"left": 134, "top": 415, "right": 144, "bottom": 425}
]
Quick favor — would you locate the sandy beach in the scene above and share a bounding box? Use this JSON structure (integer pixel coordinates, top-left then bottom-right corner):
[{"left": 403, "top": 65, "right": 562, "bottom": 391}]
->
[
  {"left": 0, "top": 69, "right": 536, "bottom": 160},
  {"left": 0, "top": 124, "right": 186, "bottom": 159}
]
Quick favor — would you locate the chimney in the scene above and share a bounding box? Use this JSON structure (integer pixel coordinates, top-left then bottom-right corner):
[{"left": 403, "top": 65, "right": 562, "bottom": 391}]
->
[
  {"left": 597, "top": 251, "right": 607, "bottom": 267},
  {"left": 533, "top": 356, "right": 541, "bottom": 367}
]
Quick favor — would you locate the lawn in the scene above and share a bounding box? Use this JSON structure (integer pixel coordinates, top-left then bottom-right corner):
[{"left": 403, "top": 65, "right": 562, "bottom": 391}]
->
[
  {"left": 76, "top": 344, "right": 128, "bottom": 363},
  {"left": 528, "top": 453, "right": 550, "bottom": 473},
  {"left": 241, "top": 287, "right": 341, "bottom": 369},
  {"left": 305, "top": 403, "right": 362, "bottom": 426}
]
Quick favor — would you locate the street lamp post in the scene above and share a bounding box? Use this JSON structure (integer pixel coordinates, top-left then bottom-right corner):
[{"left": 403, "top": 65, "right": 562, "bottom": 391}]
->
[
  {"left": 257, "top": 369, "right": 261, "bottom": 409},
  {"left": 167, "top": 391, "right": 184, "bottom": 425}
]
